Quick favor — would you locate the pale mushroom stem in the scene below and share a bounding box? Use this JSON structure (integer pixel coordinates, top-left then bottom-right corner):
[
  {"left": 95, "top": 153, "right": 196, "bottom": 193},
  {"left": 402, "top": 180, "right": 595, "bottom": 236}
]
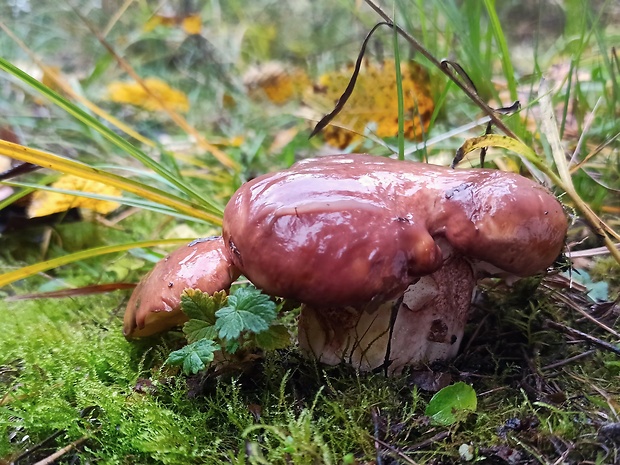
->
[{"left": 298, "top": 252, "right": 475, "bottom": 375}]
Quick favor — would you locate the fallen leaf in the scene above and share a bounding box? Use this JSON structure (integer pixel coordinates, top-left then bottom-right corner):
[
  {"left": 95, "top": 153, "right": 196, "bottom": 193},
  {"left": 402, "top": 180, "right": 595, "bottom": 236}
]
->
[
  {"left": 244, "top": 62, "right": 309, "bottom": 105},
  {"left": 27, "top": 175, "right": 122, "bottom": 218},
  {"left": 308, "top": 59, "right": 434, "bottom": 148},
  {"left": 144, "top": 13, "right": 201, "bottom": 35},
  {"left": 425, "top": 382, "right": 477, "bottom": 426},
  {"left": 181, "top": 15, "right": 202, "bottom": 35},
  {"left": 107, "top": 78, "right": 190, "bottom": 113}
]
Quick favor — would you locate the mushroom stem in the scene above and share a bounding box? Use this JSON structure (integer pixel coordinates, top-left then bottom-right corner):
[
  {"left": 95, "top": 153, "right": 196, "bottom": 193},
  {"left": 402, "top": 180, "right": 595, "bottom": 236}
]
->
[{"left": 298, "top": 253, "right": 475, "bottom": 375}]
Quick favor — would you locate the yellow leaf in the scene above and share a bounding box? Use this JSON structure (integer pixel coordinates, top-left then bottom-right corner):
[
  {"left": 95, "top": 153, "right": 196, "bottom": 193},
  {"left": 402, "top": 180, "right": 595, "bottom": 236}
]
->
[
  {"left": 143, "top": 14, "right": 178, "bottom": 32},
  {"left": 181, "top": 14, "right": 202, "bottom": 35},
  {"left": 309, "top": 59, "right": 434, "bottom": 148},
  {"left": 27, "top": 175, "right": 122, "bottom": 218},
  {"left": 107, "top": 78, "right": 190, "bottom": 113},
  {"left": 143, "top": 15, "right": 163, "bottom": 32},
  {"left": 144, "top": 13, "right": 201, "bottom": 35},
  {"left": 244, "top": 62, "right": 309, "bottom": 105},
  {"left": 40, "top": 65, "right": 62, "bottom": 92}
]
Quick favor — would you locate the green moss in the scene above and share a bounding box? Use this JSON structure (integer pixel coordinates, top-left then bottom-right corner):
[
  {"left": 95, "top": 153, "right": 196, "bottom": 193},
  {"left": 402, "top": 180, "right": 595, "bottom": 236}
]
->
[
  {"left": 590, "top": 256, "right": 620, "bottom": 297},
  {"left": 1, "top": 279, "right": 619, "bottom": 464}
]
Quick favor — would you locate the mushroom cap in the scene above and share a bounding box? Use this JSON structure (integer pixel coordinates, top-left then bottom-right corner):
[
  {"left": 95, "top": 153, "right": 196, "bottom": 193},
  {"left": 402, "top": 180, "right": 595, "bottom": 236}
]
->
[
  {"left": 223, "top": 154, "right": 567, "bottom": 308},
  {"left": 123, "top": 237, "right": 240, "bottom": 338}
]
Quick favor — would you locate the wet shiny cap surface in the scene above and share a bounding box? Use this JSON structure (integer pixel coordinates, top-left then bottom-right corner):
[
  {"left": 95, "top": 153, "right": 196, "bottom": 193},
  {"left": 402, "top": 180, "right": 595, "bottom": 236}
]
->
[{"left": 223, "top": 154, "right": 567, "bottom": 307}]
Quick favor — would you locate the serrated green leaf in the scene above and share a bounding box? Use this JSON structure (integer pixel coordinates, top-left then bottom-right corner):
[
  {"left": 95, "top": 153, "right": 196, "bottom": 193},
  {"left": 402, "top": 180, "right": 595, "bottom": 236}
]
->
[
  {"left": 255, "top": 325, "right": 290, "bottom": 350},
  {"left": 425, "top": 382, "right": 477, "bottom": 426},
  {"left": 225, "top": 339, "right": 241, "bottom": 354},
  {"left": 166, "top": 339, "right": 219, "bottom": 375},
  {"left": 181, "top": 289, "right": 228, "bottom": 323},
  {"left": 183, "top": 319, "right": 218, "bottom": 344},
  {"left": 214, "top": 287, "right": 277, "bottom": 341}
]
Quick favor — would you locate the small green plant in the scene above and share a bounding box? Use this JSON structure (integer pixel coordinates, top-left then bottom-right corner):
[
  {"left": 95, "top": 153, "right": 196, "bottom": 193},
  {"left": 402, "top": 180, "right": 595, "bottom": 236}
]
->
[
  {"left": 425, "top": 382, "right": 478, "bottom": 426},
  {"left": 166, "top": 286, "right": 290, "bottom": 375}
]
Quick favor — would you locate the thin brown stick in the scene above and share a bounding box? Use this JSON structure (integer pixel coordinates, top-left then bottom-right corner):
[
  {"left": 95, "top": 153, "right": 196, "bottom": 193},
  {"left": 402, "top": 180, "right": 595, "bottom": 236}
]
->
[
  {"left": 406, "top": 430, "right": 451, "bottom": 451},
  {"left": 373, "top": 437, "right": 421, "bottom": 465},
  {"left": 545, "top": 320, "right": 620, "bottom": 356},
  {"left": 570, "top": 305, "right": 620, "bottom": 339},
  {"left": 541, "top": 349, "right": 596, "bottom": 371},
  {"left": 32, "top": 436, "right": 88, "bottom": 465},
  {"left": 371, "top": 407, "right": 384, "bottom": 465}
]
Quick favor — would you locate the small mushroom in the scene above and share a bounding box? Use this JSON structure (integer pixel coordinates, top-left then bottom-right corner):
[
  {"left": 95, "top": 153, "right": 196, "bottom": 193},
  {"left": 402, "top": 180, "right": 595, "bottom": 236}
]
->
[
  {"left": 123, "top": 236, "right": 240, "bottom": 338},
  {"left": 223, "top": 154, "right": 567, "bottom": 373}
]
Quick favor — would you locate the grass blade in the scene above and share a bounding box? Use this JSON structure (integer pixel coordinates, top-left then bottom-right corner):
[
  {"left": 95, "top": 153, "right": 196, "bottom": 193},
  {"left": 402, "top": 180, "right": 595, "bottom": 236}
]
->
[
  {"left": 483, "top": 0, "right": 517, "bottom": 101},
  {"left": 393, "top": 14, "right": 405, "bottom": 161},
  {"left": 538, "top": 80, "right": 574, "bottom": 190},
  {"left": 1, "top": 180, "right": 216, "bottom": 224},
  {"left": 0, "top": 55, "right": 222, "bottom": 213},
  {"left": 0, "top": 238, "right": 194, "bottom": 288},
  {"left": 0, "top": 140, "right": 223, "bottom": 224}
]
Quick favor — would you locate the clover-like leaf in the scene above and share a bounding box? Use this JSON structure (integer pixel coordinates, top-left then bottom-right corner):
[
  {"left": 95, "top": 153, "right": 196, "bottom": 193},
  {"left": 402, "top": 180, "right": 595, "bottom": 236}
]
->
[
  {"left": 425, "top": 382, "right": 477, "bottom": 426},
  {"left": 214, "top": 287, "right": 277, "bottom": 341},
  {"left": 167, "top": 339, "right": 219, "bottom": 375}
]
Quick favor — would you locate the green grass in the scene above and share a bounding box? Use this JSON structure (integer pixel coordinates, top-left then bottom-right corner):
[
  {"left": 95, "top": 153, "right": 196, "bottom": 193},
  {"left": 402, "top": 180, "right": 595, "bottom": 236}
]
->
[{"left": 0, "top": 0, "right": 619, "bottom": 463}]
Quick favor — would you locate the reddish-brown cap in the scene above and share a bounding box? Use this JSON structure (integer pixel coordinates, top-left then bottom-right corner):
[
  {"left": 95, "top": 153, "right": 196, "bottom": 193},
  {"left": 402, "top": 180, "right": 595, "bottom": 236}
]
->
[
  {"left": 223, "top": 154, "right": 567, "bottom": 307},
  {"left": 123, "top": 237, "right": 240, "bottom": 338}
]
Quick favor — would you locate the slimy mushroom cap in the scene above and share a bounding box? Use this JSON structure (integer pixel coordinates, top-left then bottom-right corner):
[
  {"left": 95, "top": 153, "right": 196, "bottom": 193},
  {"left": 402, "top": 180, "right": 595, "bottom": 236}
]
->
[{"left": 123, "top": 237, "right": 240, "bottom": 338}]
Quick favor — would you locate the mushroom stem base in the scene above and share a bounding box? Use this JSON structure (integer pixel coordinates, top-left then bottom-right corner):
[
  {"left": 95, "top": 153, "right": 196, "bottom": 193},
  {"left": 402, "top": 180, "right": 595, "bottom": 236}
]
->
[{"left": 298, "top": 255, "right": 474, "bottom": 375}]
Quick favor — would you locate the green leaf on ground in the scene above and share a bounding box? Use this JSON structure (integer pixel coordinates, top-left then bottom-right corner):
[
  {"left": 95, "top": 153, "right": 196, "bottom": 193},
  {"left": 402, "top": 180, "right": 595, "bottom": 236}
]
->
[
  {"left": 181, "top": 289, "right": 228, "bottom": 343},
  {"left": 215, "top": 287, "right": 277, "bottom": 341},
  {"left": 167, "top": 338, "right": 219, "bottom": 375},
  {"left": 425, "top": 382, "right": 477, "bottom": 426}
]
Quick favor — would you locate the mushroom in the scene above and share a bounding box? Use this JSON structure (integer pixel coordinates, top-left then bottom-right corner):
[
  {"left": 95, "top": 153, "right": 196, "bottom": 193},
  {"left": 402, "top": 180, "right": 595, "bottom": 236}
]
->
[
  {"left": 125, "top": 154, "right": 567, "bottom": 374},
  {"left": 222, "top": 154, "right": 567, "bottom": 373},
  {"left": 123, "top": 236, "right": 240, "bottom": 338}
]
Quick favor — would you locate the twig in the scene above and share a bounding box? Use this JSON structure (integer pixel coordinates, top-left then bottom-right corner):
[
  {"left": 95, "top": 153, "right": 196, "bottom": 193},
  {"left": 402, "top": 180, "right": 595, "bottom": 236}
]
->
[
  {"left": 545, "top": 320, "right": 620, "bottom": 356},
  {"left": 406, "top": 430, "right": 450, "bottom": 451},
  {"left": 460, "top": 312, "right": 491, "bottom": 354},
  {"left": 373, "top": 437, "right": 420, "bottom": 465},
  {"left": 32, "top": 435, "right": 88, "bottom": 465},
  {"left": 570, "top": 304, "right": 620, "bottom": 339},
  {"left": 566, "top": 243, "right": 620, "bottom": 258},
  {"left": 371, "top": 407, "right": 384, "bottom": 465},
  {"left": 541, "top": 350, "right": 596, "bottom": 371}
]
